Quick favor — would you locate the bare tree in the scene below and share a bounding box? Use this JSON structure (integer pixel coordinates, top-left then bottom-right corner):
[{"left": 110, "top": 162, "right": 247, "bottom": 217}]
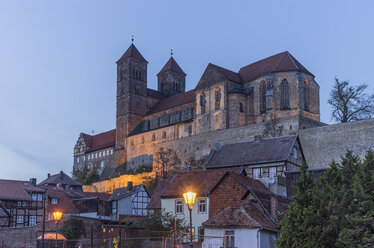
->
[
  {"left": 154, "top": 147, "right": 181, "bottom": 180},
  {"left": 261, "top": 114, "right": 284, "bottom": 138},
  {"left": 328, "top": 78, "right": 374, "bottom": 123}
]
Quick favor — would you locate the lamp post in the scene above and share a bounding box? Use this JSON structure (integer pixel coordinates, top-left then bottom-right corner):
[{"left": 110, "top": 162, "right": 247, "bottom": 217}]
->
[
  {"left": 53, "top": 211, "right": 63, "bottom": 248},
  {"left": 183, "top": 190, "right": 196, "bottom": 248}
]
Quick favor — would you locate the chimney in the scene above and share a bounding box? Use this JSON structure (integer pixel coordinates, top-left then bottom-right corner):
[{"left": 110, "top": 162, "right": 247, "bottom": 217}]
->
[
  {"left": 127, "top": 181, "right": 133, "bottom": 191},
  {"left": 29, "top": 178, "right": 37, "bottom": 186},
  {"left": 60, "top": 171, "right": 63, "bottom": 179},
  {"left": 47, "top": 173, "right": 50, "bottom": 178},
  {"left": 271, "top": 194, "right": 279, "bottom": 220}
]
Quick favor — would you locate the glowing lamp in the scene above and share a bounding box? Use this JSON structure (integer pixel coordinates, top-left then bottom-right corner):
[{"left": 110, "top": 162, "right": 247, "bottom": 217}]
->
[
  {"left": 53, "top": 211, "right": 63, "bottom": 222},
  {"left": 183, "top": 191, "right": 196, "bottom": 210}
]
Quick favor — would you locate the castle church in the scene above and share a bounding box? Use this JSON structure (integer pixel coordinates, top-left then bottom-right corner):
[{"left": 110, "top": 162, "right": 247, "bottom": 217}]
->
[{"left": 74, "top": 43, "right": 323, "bottom": 180}]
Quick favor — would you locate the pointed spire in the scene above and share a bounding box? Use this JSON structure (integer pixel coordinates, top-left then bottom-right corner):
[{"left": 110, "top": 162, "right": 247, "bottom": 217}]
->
[
  {"left": 157, "top": 56, "right": 186, "bottom": 76},
  {"left": 117, "top": 42, "right": 148, "bottom": 63},
  {"left": 171, "top": 49, "right": 173, "bottom": 57}
]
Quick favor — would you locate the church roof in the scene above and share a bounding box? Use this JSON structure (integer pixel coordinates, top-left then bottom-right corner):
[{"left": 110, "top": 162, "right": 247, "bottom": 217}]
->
[
  {"left": 81, "top": 129, "right": 116, "bottom": 153},
  {"left": 238, "top": 51, "right": 313, "bottom": 82},
  {"left": 210, "top": 63, "right": 241, "bottom": 83},
  {"left": 117, "top": 44, "right": 148, "bottom": 63},
  {"left": 146, "top": 90, "right": 194, "bottom": 115},
  {"left": 157, "top": 57, "right": 186, "bottom": 76}
]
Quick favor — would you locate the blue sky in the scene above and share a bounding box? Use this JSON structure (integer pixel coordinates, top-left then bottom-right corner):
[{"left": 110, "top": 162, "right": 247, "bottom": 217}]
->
[{"left": 1, "top": 0, "right": 373, "bottom": 181}]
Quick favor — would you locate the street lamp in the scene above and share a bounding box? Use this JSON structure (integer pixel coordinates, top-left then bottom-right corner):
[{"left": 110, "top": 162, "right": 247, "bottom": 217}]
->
[
  {"left": 183, "top": 190, "right": 196, "bottom": 247},
  {"left": 53, "top": 211, "right": 63, "bottom": 248}
]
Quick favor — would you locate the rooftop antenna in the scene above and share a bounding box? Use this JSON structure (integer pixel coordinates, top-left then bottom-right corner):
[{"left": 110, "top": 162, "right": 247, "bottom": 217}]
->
[
  {"left": 131, "top": 35, "right": 134, "bottom": 44},
  {"left": 171, "top": 49, "right": 173, "bottom": 57}
]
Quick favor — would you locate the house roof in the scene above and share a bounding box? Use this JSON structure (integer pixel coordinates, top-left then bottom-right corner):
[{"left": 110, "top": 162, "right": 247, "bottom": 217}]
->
[
  {"left": 117, "top": 44, "right": 148, "bottom": 63},
  {"left": 146, "top": 90, "right": 194, "bottom": 115},
  {"left": 108, "top": 185, "right": 145, "bottom": 201},
  {"left": 147, "top": 180, "right": 169, "bottom": 209},
  {"left": 204, "top": 135, "right": 298, "bottom": 169},
  {"left": 160, "top": 168, "right": 241, "bottom": 198},
  {"left": 238, "top": 51, "right": 313, "bottom": 82},
  {"left": 41, "top": 185, "right": 80, "bottom": 214},
  {"left": 39, "top": 171, "right": 82, "bottom": 187},
  {"left": 210, "top": 63, "right": 241, "bottom": 83},
  {"left": 203, "top": 199, "right": 278, "bottom": 232},
  {"left": 158, "top": 57, "right": 186, "bottom": 76},
  {"left": 81, "top": 129, "right": 116, "bottom": 153},
  {"left": 0, "top": 179, "right": 45, "bottom": 201}
]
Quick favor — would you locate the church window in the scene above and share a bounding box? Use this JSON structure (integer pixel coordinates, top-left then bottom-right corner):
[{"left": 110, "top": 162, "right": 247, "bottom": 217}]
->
[
  {"left": 99, "top": 152, "right": 102, "bottom": 158},
  {"left": 280, "top": 78, "right": 290, "bottom": 110},
  {"left": 152, "top": 133, "right": 156, "bottom": 141},
  {"left": 121, "top": 70, "right": 126, "bottom": 79},
  {"left": 130, "top": 139, "right": 134, "bottom": 147},
  {"left": 133, "top": 69, "right": 141, "bottom": 80},
  {"left": 147, "top": 102, "right": 152, "bottom": 109},
  {"left": 215, "top": 88, "right": 221, "bottom": 110},
  {"left": 162, "top": 131, "right": 166, "bottom": 139},
  {"left": 200, "top": 93, "right": 206, "bottom": 114},
  {"left": 77, "top": 157, "right": 79, "bottom": 163},
  {"left": 188, "top": 125, "right": 192, "bottom": 136},
  {"left": 239, "top": 101, "right": 244, "bottom": 113},
  {"left": 260, "top": 81, "right": 266, "bottom": 113},
  {"left": 304, "top": 80, "right": 309, "bottom": 111},
  {"left": 141, "top": 136, "right": 145, "bottom": 144},
  {"left": 95, "top": 153, "right": 98, "bottom": 159},
  {"left": 135, "top": 86, "right": 140, "bottom": 95}
]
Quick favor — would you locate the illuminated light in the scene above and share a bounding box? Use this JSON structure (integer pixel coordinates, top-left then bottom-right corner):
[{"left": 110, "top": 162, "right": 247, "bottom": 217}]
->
[
  {"left": 52, "top": 211, "right": 63, "bottom": 222},
  {"left": 183, "top": 191, "right": 197, "bottom": 210}
]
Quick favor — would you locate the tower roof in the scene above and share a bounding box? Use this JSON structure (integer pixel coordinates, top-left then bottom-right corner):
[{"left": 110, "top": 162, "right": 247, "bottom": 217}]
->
[
  {"left": 157, "top": 57, "right": 186, "bottom": 76},
  {"left": 117, "top": 44, "right": 148, "bottom": 63}
]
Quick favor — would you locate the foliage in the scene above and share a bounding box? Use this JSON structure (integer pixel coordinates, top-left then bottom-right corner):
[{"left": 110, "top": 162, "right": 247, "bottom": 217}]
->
[
  {"left": 328, "top": 78, "right": 374, "bottom": 123},
  {"left": 278, "top": 151, "right": 374, "bottom": 248},
  {"left": 261, "top": 114, "right": 283, "bottom": 138},
  {"left": 60, "top": 218, "right": 86, "bottom": 246},
  {"left": 73, "top": 164, "right": 100, "bottom": 185},
  {"left": 136, "top": 209, "right": 186, "bottom": 234},
  {"left": 154, "top": 147, "right": 181, "bottom": 180},
  {"left": 121, "top": 163, "right": 153, "bottom": 175},
  {"left": 187, "top": 156, "right": 208, "bottom": 170}
]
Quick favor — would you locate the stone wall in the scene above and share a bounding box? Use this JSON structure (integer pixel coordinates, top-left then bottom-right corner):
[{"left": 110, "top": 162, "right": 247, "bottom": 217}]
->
[
  {"left": 0, "top": 226, "right": 39, "bottom": 247},
  {"left": 299, "top": 119, "right": 374, "bottom": 169}
]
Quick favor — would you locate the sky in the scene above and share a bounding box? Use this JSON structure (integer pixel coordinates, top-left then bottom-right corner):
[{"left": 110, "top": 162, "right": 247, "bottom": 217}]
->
[{"left": 1, "top": 0, "right": 373, "bottom": 182}]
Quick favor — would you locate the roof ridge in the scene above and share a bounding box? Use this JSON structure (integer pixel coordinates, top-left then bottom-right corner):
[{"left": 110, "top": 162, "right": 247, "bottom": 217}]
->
[
  {"left": 285, "top": 51, "right": 300, "bottom": 69},
  {"left": 270, "top": 51, "right": 287, "bottom": 73},
  {"left": 239, "top": 204, "right": 261, "bottom": 228}
]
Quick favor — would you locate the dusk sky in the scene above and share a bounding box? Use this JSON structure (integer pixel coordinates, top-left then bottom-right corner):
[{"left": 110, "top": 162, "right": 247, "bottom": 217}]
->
[{"left": 1, "top": 0, "right": 373, "bottom": 182}]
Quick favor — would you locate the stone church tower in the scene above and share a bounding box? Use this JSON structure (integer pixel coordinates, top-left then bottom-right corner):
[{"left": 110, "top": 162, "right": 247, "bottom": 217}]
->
[
  {"left": 157, "top": 56, "right": 186, "bottom": 96},
  {"left": 115, "top": 44, "right": 149, "bottom": 148}
]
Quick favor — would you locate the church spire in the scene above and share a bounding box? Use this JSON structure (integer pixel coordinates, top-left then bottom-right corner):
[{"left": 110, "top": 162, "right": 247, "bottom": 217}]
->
[
  {"left": 117, "top": 42, "right": 148, "bottom": 64},
  {"left": 157, "top": 54, "right": 186, "bottom": 96},
  {"left": 157, "top": 56, "right": 186, "bottom": 76}
]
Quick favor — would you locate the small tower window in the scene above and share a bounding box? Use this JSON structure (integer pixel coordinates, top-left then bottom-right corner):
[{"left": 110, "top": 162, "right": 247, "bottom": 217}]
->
[
  {"left": 152, "top": 133, "right": 156, "bottom": 141},
  {"left": 200, "top": 93, "right": 206, "bottom": 114},
  {"left": 135, "top": 86, "right": 140, "bottom": 95},
  {"left": 280, "top": 78, "right": 290, "bottom": 110},
  {"left": 260, "top": 81, "right": 266, "bottom": 113},
  {"left": 141, "top": 136, "right": 145, "bottom": 144},
  {"left": 133, "top": 69, "right": 141, "bottom": 80},
  {"left": 162, "top": 131, "right": 166, "bottom": 139},
  {"left": 215, "top": 88, "right": 221, "bottom": 110},
  {"left": 130, "top": 139, "right": 134, "bottom": 147},
  {"left": 240, "top": 101, "right": 244, "bottom": 113}
]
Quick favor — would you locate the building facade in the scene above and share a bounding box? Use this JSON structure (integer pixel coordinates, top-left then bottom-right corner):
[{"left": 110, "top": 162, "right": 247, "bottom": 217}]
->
[{"left": 74, "top": 43, "right": 323, "bottom": 180}]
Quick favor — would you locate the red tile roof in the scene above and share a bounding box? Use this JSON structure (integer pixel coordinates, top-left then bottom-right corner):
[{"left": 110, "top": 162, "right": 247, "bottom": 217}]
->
[
  {"left": 238, "top": 51, "right": 313, "bottom": 82},
  {"left": 146, "top": 90, "right": 194, "bottom": 115},
  {"left": 203, "top": 199, "right": 278, "bottom": 232},
  {"left": 82, "top": 129, "right": 116, "bottom": 153},
  {"left": 41, "top": 186, "right": 80, "bottom": 214},
  {"left": 158, "top": 57, "right": 186, "bottom": 76},
  {"left": 0, "top": 179, "right": 45, "bottom": 201},
  {"left": 161, "top": 168, "right": 241, "bottom": 198},
  {"left": 117, "top": 44, "right": 148, "bottom": 63}
]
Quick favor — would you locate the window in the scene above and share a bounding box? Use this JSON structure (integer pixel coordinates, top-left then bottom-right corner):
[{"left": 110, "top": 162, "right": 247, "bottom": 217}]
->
[
  {"left": 152, "top": 133, "right": 156, "bottom": 141},
  {"left": 134, "top": 70, "right": 141, "bottom": 80},
  {"left": 130, "top": 139, "right": 134, "bottom": 146},
  {"left": 99, "top": 152, "right": 102, "bottom": 158},
  {"left": 147, "top": 102, "right": 152, "bottom": 109},
  {"left": 17, "top": 216, "right": 24, "bottom": 224},
  {"left": 215, "top": 88, "right": 221, "bottom": 110},
  {"left": 198, "top": 199, "right": 206, "bottom": 213},
  {"left": 111, "top": 149, "right": 113, "bottom": 155},
  {"left": 304, "top": 80, "right": 309, "bottom": 110},
  {"left": 252, "top": 168, "right": 264, "bottom": 179},
  {"left": 280, "top": 78, "right": 290, "bottom": 110},
  {"left": 22, "top": 201, "right": 27, "bottom": 207},
  {"left": 260, "top": 81, "right": 266, "bottom": 113},
  {"left": 95, "top": 153, "right": 98, "bottom": 159},
  {"left": 51, "top": 198, "right": 58, "bottom": 204},
  {"left": 141, "top": 136, "right": 145, "bottom": 144},
  {"left": 225, "top": 231, "right": 235, "bottom": 248},
  {"left": 293, "top": 147, "right": 298, "bottom": 159},
  {"left": 135, "top": 86, "right": 140, "bottom": 94},
  {"left": 77, "top": 157, "right": 79, "bottom": 163},
  {"left": 162, "top": 131, "right": 166, "bottom": 139},
  {"left": 29, "top": 216, "right": 36, "bottom": 226},
  {"left": 200, "top": 93, "right": 206, "bottom": 114},
  {"left": 100, "top": 160, "right": 105, "bottom": 168},
  {"left": 112, "top": 202, "right": 117, "bottom": 214},
  {"left": 32, "top": 193, "right": 37, "bottom": 201},
  {"left": 269, "top": 167, "right": 277, "bottom": 178},
  {"left": 83, "top": 156, "right": 85, "bottom": 161},
  {"left": 239, "top": 101, "right": 244, "bottom": 113},
  {"left": 188, "top": 125, "right": 192, "bottom": 136},
  {"left": 37, "top": 194, "right": 43, "bottom": 201},
  {"left": 175, "top": 200, "right": 183, "bottom": 214},
  {"left": 17, "top": 201, "right": 22, "bottom": 207}
]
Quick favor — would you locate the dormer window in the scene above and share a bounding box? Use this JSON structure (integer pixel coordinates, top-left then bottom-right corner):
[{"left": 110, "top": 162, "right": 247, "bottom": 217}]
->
[{"left": 51, "top": 198, "right": 58, "bottom": 204}]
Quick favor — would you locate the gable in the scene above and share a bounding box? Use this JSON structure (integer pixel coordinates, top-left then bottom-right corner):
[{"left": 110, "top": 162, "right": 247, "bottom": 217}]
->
[{"left": 195, "top": 64, "right": 228, "bottom": 90}]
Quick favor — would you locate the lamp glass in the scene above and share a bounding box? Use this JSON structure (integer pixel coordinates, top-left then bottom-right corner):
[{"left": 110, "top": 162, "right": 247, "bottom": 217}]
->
[
  {"left": 183, "top": 192, "right": 196, "bottom": 208},
  {"left": 53, "top": 211, "right": 63, "bottom": 221}
]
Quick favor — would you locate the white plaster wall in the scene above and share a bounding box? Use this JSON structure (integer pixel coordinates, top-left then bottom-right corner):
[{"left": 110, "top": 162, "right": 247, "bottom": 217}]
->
[
  {"left": 118, "top": 196, "right": 132, "bottom": 215},
  {"left": 202, "top": 228, "right": 225, "bottom": 248},
  {"left": 203, "top": 228, "right": 261, "bottom": 248},
  {"left": 161, "top": 197, "right": 209, "bottom": 230}
]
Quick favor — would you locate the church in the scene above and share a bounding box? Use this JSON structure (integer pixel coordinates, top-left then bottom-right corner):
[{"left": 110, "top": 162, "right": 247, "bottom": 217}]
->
[{"left": 73, "top": 43, "right": 324, "bottom": 180}]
